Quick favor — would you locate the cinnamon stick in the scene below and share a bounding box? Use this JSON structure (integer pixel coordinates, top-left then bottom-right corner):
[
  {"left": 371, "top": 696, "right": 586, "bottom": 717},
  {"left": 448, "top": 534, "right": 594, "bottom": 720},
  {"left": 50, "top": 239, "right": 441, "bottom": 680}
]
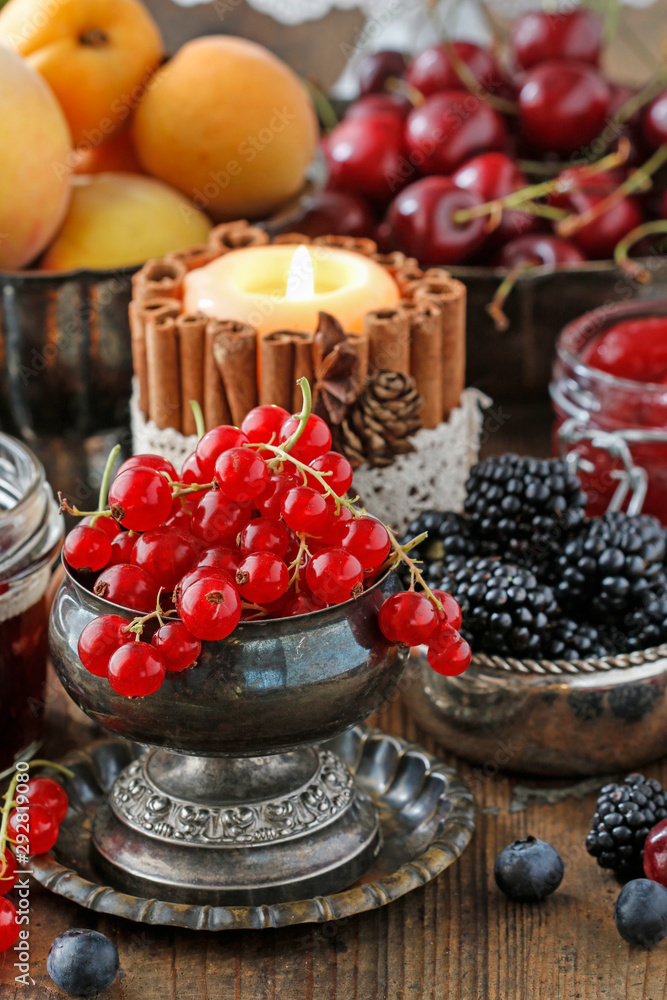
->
[
  {"left": 345, "top": 331, "right": 369, "bottom": 384},
  {"left": 212, "top": 320, "right": 259, "bottom": 427},
  {"left": 291, "top": 331, "right": 314, "bottom": 412},
  {"left": 208, "top": 221, "right": 269, "bottom": 255},
  {"left": 175, "top": 313, "right": 206, "bottom": 435},
  {"left": 395, "top": 261, "right": 425, "bottom": 297},
  {"left": 272, "top": 232, "right": 312, "bottom": 245},
  {"left": 413, "top": 277, "right": 467, "bottom": 419},
  {"left": 132, "top": 257, "right": 186, "bottom": 303},
  {"left": 399, "top": 299, "right": 443, "bottom": 429},
  {"left": 204, "top": 320, "right": 232, "bottom": 429},
  {"left": 129, "top": 298, "right": 181, "bottom": 417},
  {"left": 145, "top": 313, "right": 181, "bottom": 431},
  {"left": 260, "top": 332, "right": 296, "bottom": 412},
  {"left": 166, "top": 244, "right": 218, "bottom": 273},
  {"left": 312, "top": 235, "right": 377, "bottom": 256},
  {"left": 371, "top": 251, "right": 415, "bottom": 279},
  {"left": 364, "top": 307, "right": 411, "bottom": 375}
]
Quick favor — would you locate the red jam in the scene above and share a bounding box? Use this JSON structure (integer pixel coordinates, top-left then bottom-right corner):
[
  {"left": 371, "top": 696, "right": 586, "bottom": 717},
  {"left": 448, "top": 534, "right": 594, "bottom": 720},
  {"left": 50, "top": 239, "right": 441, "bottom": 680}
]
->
[
  {"left": 552, "top": 304, "right": 667, "bottom": 523},
  {"left": 0, "top": 597, "right": 49, "bottom": 772}
]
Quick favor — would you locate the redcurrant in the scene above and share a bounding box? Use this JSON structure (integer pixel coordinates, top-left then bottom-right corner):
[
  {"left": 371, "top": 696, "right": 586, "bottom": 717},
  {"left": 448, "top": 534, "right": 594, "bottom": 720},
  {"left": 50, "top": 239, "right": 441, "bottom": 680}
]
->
[
  {"left": 342, "top": 516, "right": 390, "bottom": 573},
  {"left": 427, "top": 626, "right": 472, "bottom": 676},
  {"left": 282, "top": 592, "right": 326, "bottom": 617},
  {"left": 308, "top": 451, "right": 354, "bottom": 495},
  {"left": 279, "top": 413, "right": 332, "bottom": 464},
  {"left": 318, "top": 503, "right": 354, "bottom": 547},
  {"left": 215, "top": 447, "right": 269, "bottom": 502},
  {"left": 241, "top": 405, "right": 291, "bottom": 444},
  {"left": 151, "top": 622, "right": 202, "bottom": 672},
  {"left": 80, "top": 515, "right": 121, "bottom": 541},
  {"left": 378, "top": 591, "right": 437, "bottom": 646},
  {"left": 256, "top": 473, "right": 294, "bottom": 519},
  {"left": 239, "top": 517, "right": 289, "bottom": 558},
  {"left": 281, "top": 486, "right": 329, "bottom": 534},
  {"left": 64, "top": 524, "right": 112, "bottom": 573},
  {"left": 195, "top": 425, "right": 248, "bottom": 479},
  {"left": 78, "top": 614, "right": 134, "bottom": 676},
  {"left": 191, "top": 491, "right": 250, "bottom": 545},
  {"left": 180, "top": 451, "right": 205, "bottom": 484},
  {"left": 117, "top": 454, "right": 177, "bottom": 482},
  {"left": 0, "top": 898, "right": 19, "bottom": 952},
  {"left": 108, "top": 466, "right": 172, "bottom": 532},
  {"left": 176, "top": 574, "right": 242, "bottom": 640},
  {"left": 236, "top": 552, "right": 289, "bottom": 604},
  {"left": 107, "top": 530, "right": 137, "bottom": 566},
  {"left": 8, "top": 803, "right": 59, "bottom": 854},
  {"left": 0, "top": 850, "right": 17, "bottom": 896},
  {"left": 108, "top": 642, "right": 166, "bottom": 697},
  {"left": 196, "top": 546, "right": 241, "bottom": 576},
  {"left": 306, "top": 548, "right": 364, "bottom": 604},
  {"left": 430, "top": 589, "right": 463, "bottom": 631},
  {"left": 22, "top": 777, "right": 69, "bottom": 824},
  {"left": 93, "top": 564, "right": 160, "bottom": 613},
  {"left": 131, "top": 526, "right": 197, "bottom": 591}
]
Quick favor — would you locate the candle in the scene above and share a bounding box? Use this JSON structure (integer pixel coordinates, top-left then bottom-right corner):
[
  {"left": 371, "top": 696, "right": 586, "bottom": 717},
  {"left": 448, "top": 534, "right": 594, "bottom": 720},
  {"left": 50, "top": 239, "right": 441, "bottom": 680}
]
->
[{"left": 183, "top": 243, "right": 400, "bottom": 333}]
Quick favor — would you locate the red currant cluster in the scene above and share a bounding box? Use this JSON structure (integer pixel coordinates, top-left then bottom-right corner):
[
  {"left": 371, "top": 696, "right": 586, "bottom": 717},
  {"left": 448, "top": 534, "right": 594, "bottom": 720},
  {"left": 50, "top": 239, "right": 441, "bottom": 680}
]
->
[
  {"left": 61, "top": 382, "right": 468, "bottom": 698},
  {"left": 0, "top": 767, "right": 71, "bottom": 953}
]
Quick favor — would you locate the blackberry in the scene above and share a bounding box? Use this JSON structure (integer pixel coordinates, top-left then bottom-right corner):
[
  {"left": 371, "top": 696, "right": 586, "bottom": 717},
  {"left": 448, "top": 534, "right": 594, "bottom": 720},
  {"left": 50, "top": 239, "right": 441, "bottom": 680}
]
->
[
  {"left": 545, "top": 618, "right": 611, "bottom": 661},
  {"left": 585, "top": 773, "right": 667, "bottom": 877},
  {"left": 464, "top": 454, "right": 586, "bottom": 563},
  {"left": 556, "top": 512, "right": 666, "bottom": 622},
  {"left": 438, "top": 557, "right": 559, "bottom": 657},
  {"left": 403, "top": 510, "right": 479, "bottom": 562}
]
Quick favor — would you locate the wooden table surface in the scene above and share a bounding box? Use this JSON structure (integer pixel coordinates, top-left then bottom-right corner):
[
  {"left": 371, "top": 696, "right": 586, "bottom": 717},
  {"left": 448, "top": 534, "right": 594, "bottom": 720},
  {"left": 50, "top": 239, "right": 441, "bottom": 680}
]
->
[{"left": 2, "top": 402, "right": 666, "bottom": 1000}]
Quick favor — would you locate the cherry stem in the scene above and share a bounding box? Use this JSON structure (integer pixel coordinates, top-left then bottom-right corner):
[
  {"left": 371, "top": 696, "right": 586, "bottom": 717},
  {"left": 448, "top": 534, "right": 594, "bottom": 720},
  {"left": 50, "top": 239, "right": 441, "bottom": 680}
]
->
[
  {"left": 454, "top": 141, "right": 631, "bottom": 225},
  {"left": 0, "top": 760, "right": 75, "bottom": 878},
  {"left": 519, "top": 201, "right": 569, "bottom": 221},
  {"left": 557, "top": 144, "right": 667, "bottom": 238},
  {"left": 386, "top": 528, "right": 444, "bottom": 613},
  {"left": 613, "top": 72, "right": 667, "bottom": 127},
  {"left": 385, "top": 76, "right": 425, "bottom": 107},
  {"left": 190, "top": 400, "right": 206, "bottom": 440},
  {"left": 96, "top": 445, "right": 120, "bottom": 519},
  {"left": 614, "top": 219, "right": 667, "bottom": 283},
  {"left": 303, "top": 78, "right": 339, "bottom": 133},
  {"left": 439, "top": 36, "right": 519, "bottom": 115},
  {"left": 487, "top": 262, "right": 534, "bottom": 332}
]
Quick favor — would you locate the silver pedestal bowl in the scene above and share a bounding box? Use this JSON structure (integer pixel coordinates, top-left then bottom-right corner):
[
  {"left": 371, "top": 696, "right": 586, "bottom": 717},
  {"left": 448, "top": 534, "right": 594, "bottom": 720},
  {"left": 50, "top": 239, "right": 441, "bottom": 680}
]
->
[{"left": 49, "top": 565, "right": 407, "bottom": 905}]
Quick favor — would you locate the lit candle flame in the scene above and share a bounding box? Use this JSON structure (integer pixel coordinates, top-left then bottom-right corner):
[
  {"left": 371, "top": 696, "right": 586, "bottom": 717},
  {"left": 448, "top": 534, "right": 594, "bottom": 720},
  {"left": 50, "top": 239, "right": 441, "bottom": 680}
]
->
[{"left": 285, "top": 245, "right": 315, "bottom": 301}]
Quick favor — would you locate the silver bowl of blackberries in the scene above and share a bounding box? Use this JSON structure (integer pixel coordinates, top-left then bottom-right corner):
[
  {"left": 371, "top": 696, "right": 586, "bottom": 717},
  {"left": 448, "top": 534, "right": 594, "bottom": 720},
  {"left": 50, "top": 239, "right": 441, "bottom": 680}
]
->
[{"left": 403, "top": 453, "right": 667, "bottom": 777}]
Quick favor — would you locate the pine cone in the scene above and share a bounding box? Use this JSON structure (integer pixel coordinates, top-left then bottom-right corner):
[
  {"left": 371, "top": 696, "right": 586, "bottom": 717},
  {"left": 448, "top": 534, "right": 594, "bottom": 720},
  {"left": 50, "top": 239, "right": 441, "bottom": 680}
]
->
[{"left": 336, "top": 371, "right": 423, "bottom": 469}]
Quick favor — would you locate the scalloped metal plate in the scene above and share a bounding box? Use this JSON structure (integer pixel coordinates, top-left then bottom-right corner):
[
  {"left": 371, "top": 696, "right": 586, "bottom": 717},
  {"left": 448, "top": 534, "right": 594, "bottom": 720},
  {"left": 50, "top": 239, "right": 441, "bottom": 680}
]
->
[{"left": 29, "top": 726, "right": 474, "bottom": 931}]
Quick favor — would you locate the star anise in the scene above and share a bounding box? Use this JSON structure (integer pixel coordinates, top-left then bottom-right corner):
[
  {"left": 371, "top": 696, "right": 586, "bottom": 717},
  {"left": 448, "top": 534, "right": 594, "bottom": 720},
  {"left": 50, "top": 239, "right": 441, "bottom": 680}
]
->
[{"left": 312, "top": 311, "right": 361, "bottom": 424}]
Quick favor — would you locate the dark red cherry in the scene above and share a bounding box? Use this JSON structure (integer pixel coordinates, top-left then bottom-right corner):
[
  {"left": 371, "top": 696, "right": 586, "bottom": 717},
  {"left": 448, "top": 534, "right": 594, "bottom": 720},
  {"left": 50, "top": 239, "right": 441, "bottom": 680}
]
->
[
  {"left": 325, "top": 115, "right": 407, "bottom": 204},
  {"left": 405, "top": 41, "right": 506, "bottom": 97},
  {"left": 510, "top": 9, "right": 603, "bottom": 70},
  {"left": 566, "top": 191, "right": 643, "bottom": 260},
  {"left": 357, "top": 50, "right": 406, "bottom": 95},
  {"left": 452, "top": 152, "right": 538, "bottom": 245},
  {"left": 494, "top": 233, "right": 585, "bottom": 268},
  {"left": 518, "top": 60, "right": 610, "bottom": 155},
  {"left": 643, "top": 88, "right": 667, "bottom": 150},
  {"left": 405, "top": 90, "right": 508, "bottom": 175},
  {"left": 282, "top": 189, "right": 376, "bottom": 239},
  {"left": 345, "top": 92, "right": 412, "bottom": 122},
  {"left": 548, "top": 167, "right": 624, "bottom": 210},
  {"left": 382, "top": 176, "right": 487, "bottom": 265}
]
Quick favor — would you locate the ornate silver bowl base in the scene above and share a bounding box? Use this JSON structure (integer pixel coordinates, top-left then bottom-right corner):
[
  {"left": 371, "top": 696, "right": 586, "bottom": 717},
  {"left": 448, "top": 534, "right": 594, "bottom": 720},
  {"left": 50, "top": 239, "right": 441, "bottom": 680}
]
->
[
  {"left": 29, "top": 726, "right": 475, "bottom": 931},
  {"left": 92, "top": 744, "right": 380, "bottom": 905}
]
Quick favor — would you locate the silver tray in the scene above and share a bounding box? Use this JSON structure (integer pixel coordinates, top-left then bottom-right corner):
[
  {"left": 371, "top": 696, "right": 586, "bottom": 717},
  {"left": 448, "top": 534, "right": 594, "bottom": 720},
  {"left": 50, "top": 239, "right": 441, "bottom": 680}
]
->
[{"left": 29, "top": 725, "right": 475, "bottom": 931}]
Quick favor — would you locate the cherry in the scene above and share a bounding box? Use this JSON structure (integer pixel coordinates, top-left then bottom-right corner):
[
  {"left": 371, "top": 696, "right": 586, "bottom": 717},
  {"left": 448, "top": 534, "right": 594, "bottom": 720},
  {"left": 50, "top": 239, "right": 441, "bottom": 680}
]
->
[
  {"left": 453, "top": 152, "right": 538, "bottom": 245},
  {"left": 191, "top": 490, "right": 251, "bottom": 545},
  {"left": 510, "top": 9, "right": 603, "bottom": 70},
  {"left": 151, "top": 621, "right": 201, "bottom": 672},
  {"left": 324, "top": 114, "right": 407, "bottom": 205},
  {"left": 405, "top": 90, "right": 508, "bottom": 176},
  {"left": 0, "top": 850, "right": 17, "bottom": 896},
  {"left": 357, "top": 49, "right": 406, "bottom": 95},
  {"left": 518, "top": 60, "right": 610, "bottom": 155},
  {"left": 131, "top": 526, "right": 198, "bottom": 591},
  {"left": 215, "top": 447, "right": 269, "bottom": 502},
  {"left": 64, "top": 524, "right": 111, "bottom": 573},
  {"left": 241, "top": 405, "right": 291, "bottom": 444},
  {"left": 93, "top": 563, "right": 160, "bottom": 613},
  {"left": 345, "top": 93, "right": 412, "bottom": 122},
  {"left": 281, "top": 486, "right": 329, "bottom": 534},
  {"left": 383, "top": 176, "right": 487, "bottom": 265},
  {"left": 429, "top": 589, "right": 463, "bottom": 631},
  {"left": 642, "top": 88, "right": 667, "bottom": 150},
  {"left": 176, "top": 574, "right": 241, "bottom": 640},
  {"left": 78, "top": 614, "right": 134, "bottom": 676},
  {"left": 405, "top": 41, "right": 506, "bottom": 97},
  {"left": 117, "top": 454, "right": 177, "bottom": 483},
  {"left": 305, "top": 548, "right": 364, "bottom": 604},
  {"left": 197, "top": 545, "right": 241, "bottom": 577},
  {"left": 236, "top": 552, "right": 289, "bottom": 604},
  {"left": 341, "top": 516, "right": 390, "bottom": 573},
  {"left": 279, "top": 413, "right": 332, "bottom": 464},
  {"left": 8, "top": 803, "right": 59, "bottom": 854},
  {"left": 427, "top": 626, "right": 472, "bottom": 675},
  {"left": 108, "top": 466, "right": 172, "bottom": 532},
  {"left": 566, "top": 191, "right": 642, "bottom": 259},
  {"left": 279, "top": 189, "right": 377, "bottom": 240},
  {"left": 378, "top": 591, "right": 437, "bottom": 645},
  {"left": 309, "top": 451, "right": 354, "bottom": 495},
  {"left": 494, "top": 234, "right": 585, "bottom": 268},
  {"left": 22, "top": 777, "right": 69, "bottom": 824},
  {"left": 0, "top": 898, "right": 19, "bottom": 952},
  {"left": 107, "top": 530, "right": 137, "bottom": 566},
  {"left": 108, "top": 642, "right": 166, "bottom": 697},
  {"left": 239, "top": 517, "right": 289, "bottom": 558},
  {"left": 80, "top": 515, "right": 121, "bottom": 540},
  {"left": 195, "top": 425, "right": 249, "bottom": 480},
  {"left": 643, "top": 817, "right": 667, "bottom": 888}
]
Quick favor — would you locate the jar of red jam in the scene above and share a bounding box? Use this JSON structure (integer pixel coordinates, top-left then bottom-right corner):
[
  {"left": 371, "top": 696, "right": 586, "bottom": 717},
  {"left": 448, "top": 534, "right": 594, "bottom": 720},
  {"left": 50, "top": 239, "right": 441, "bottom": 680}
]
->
[
  {"left": 551, "top": 300, "right": 667, "bottom": 522},
  {"left": 0, "top": 435, "right": 63, "bottom": 771}
]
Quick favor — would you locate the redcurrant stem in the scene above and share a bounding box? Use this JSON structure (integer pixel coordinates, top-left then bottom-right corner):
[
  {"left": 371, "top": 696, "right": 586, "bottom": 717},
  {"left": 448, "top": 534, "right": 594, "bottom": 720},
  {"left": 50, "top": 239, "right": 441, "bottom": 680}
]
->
[
  {"left": 190, "top": 400, "right": 206, "bottom": 440},
  {"left": 386, "top": 528, "right": 444, "bottom": 613},
  {"left": 250, "top": 441, "right": 360, "bottom": 514},
  {"left": 96, "top": 445, "right": 120, "bottom": 519},
  {"left": 488, "top": 262, "right": 534, "bottom": 332},
  {"left": 557, "top": 144, "right": 667, "bottom": 238},
  {"left": 280, "top": 377, "right": 313, "bottom": 457},
  {"left": 0, "top": 760, "right": 75, "bottom": 878},
  {"left": 58, "top": 494, "right": 115, "bottom": 520},
  {"left": 121, "top": 595, "right": 176, "bottom": 640},
  {"left": 614, "top": 219, "right": 667, "bottom": 284},
  {"left": 288, "top": 534, "right": 310, "bottom": 591},
  {"left": 169, "top": 480, "right": 216, "bottom": 499}
]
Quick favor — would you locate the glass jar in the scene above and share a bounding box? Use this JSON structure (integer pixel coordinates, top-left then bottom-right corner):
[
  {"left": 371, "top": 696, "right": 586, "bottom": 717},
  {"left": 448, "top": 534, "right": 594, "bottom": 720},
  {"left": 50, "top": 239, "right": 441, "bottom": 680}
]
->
[
  {"left": 0, "top": 435, "right": 63, "bottom": 770},
  {"left": 551, "top": 299, "right": 667, "bottom": 522}
]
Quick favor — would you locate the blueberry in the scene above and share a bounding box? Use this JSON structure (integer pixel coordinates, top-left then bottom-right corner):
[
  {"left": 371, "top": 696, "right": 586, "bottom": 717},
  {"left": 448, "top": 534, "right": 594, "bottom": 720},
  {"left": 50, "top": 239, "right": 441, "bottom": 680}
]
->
[
  {"left": 494, "top": 835, "right": 564, "bottom": 902},
  {"left": 47, "top": 929, "right": 119, "bottom": 996},
  {"left": 614, "top": 879, "right": 667, "bottom": 947}
]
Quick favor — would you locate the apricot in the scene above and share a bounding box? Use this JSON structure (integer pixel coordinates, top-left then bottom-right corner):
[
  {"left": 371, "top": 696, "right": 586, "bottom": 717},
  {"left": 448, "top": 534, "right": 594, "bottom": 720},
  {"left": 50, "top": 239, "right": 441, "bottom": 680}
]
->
[
  {"left": 0, "top": 47, "right": 72, "bottom": 270},
  {"left": 132, "top": 36, "right": 319, "bottom": 221},
  {"left": 73, "top": 126, "right": 143, "bottom": 174}
]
